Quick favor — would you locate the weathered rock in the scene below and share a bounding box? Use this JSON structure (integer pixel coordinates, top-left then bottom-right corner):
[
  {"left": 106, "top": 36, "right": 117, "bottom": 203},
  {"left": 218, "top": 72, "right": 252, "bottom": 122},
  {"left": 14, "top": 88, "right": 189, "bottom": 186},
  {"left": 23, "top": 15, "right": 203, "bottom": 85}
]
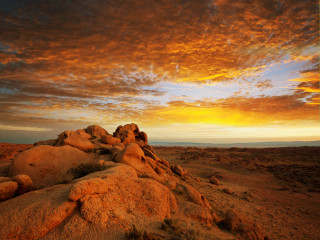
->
[
  {"left": 118, "top": 130, "right": 136, "bottom": 145},
  {"left": 182, "top": 201, "right": 213, "bottom": 226},
  {"left": 223, "top": 209, "right": 265, "bottom": 240},
  {"left": 223, "top": 188, "right": 232, "bottom": 194},
  {"left": 143, "top": 147, "right": 157, "bottom": 160},
  {"left": 135, "top": 131, "right": 148, "bottom": 147},
  {"left": 78, "top": 176, "right": 177, "bottom": 226},
  {"left": 171, "top": 164, "right": 187, "bottom": 176},
  {"left": 34, "top": 139, "right": 57, "bottom": 146},
  {"left": 12, "top": 174, "right": 33, "bottom": 195},
  {"left": 0, "top": 181, "right": 18, "bottom": 201},
  {"left": 0, "top": 184, "right": 77, "bottom": 239},
  {"left": 69, "top": 178, "right": 110, "bottom": 201},
  {"left": 86, "top": 125, "right": 108, "bottom": 138},
  {"left": 9, "top": 145, "right": 94, "bottom": 188},
  {"left": 0, "top": 177, "right": 12, "bottom": 183},
  {"left": 176, "top": 183, "right": 211, "bottom": 209},
  {"left": 113, "top": 123, "right": 140, "bottom": 138},
  {"left": 209, "top": 175, "right": 220, "bottom": 185},
  {"left": 101, "top": 135, "right": 121, "bottom": 145},
  {"left": 76, "top": 129, "right": 92, "bottom": 139},
  {"left": 159, "top": 158, "right": 170, "bottom": 168},
  {"left": 56, "top": 130, "right": 95, "bottom": 152},
  {"left": 155, "top": 166, "right": 165, "bottom": 175},
  {"left": 143, "top": 144, "right": 154, "bottom": 153},
  {"left": 114, "top": 143, "right": 155, "bottom": 175},
  {"left": 112, "top": 142, "right": 125, "bottom": 149}
]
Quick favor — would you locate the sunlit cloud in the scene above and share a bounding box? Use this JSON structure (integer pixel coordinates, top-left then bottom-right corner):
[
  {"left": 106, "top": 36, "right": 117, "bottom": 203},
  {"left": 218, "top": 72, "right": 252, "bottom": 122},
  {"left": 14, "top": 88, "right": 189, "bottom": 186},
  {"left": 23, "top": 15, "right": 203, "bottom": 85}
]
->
[{"left": 0, "top": 0, "right": 319, "bottom": 143}]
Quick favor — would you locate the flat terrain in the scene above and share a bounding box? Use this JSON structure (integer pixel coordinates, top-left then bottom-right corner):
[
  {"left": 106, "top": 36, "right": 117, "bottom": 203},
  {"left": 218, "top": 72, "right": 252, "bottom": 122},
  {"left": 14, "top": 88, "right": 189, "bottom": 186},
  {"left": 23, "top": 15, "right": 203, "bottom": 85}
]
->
[{"left": 154, "top": 146, "right": 320, "bottom": 240}]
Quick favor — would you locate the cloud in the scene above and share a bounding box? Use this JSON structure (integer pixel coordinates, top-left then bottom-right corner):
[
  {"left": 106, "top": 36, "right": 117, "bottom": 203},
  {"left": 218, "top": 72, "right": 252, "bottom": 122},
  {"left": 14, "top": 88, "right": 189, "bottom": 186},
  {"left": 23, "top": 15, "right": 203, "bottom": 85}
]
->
[{"left": 0, "top": 0, "right": 318, "bottom": 142}]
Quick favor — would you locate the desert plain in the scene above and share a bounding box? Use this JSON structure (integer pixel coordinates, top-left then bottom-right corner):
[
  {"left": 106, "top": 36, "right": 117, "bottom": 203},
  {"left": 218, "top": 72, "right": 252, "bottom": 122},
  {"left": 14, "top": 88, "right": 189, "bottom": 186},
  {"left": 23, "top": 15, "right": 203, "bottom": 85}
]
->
[{"left": 0, "top": 124, "right": 319, "bottom": 240}]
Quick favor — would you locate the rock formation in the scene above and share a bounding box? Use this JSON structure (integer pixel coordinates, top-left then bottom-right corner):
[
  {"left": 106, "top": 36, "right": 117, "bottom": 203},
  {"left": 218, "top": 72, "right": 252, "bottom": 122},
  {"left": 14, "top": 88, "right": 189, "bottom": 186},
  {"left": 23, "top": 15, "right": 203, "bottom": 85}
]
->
[{"left": 0, "top": 123, "right": 266, "bottom": 239}]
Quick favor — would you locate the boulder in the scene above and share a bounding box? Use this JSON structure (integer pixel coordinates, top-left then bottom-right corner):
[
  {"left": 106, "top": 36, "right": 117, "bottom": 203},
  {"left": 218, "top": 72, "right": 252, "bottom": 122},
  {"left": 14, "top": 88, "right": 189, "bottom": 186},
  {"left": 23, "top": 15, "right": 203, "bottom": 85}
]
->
[
  {"left": 0, "top": 181, "right": 18, "bottom": 201},
  {"left": 0, "top": 184, "right": 77, "bottom": 239},
  {"left": 56, "top": 130, "right": 95, "bottom": 152},
  {"left": 223, "top": 209, "right": 265, "bottom": 240},
  {"left": 86, "top": 125, "right": 108, "bottom": 138},
  {"left": 101, "top": 135, "right": 121, "bottom": 145},
  {"left": 34, "top": 139, "right": 57, "bottom": 146},
  {"left": 118, "top": 130, "right": 136, "bottom": 146},
  {"left": 113, "top": 123, "right": 140, "bottom": 138},
  {"left": 114, "top": 143, "right": 155, "bottom": 175},
  {"left": 182, "top": 201, "right": 213, "bottom": 226},
  {"left": 9, "top": 145, "right": 94, "bottom": 188},
  {"left": 12, "top": 174, "right": 33, "bottom": 195},
  {"left": 143, "top": 147, "right": 156, "bottom": 160},
  {"left": 76, "top": 129, "right": 92, "bottom": 139},
  {"left": 112, "top": 142, "right": 125, "bottom": 149},
  {"left": 209, "top": 175, "right": 220, "bottom": 185},
  {"left": 176, "top": 183, "right": 211, "bottom": 209},
  {"left": 135, "top": 131, "right": 148, "bottom": 147},
  {"left": 171, "top": 164, "right": 187, "bottom": 176},
  {"left": 69, "top": 170, "right": 177, "bottom": 226}
]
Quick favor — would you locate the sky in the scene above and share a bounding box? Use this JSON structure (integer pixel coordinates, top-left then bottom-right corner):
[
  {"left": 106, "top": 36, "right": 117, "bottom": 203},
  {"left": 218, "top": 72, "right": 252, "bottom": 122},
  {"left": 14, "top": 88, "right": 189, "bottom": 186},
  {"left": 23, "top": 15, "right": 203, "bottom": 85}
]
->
[{"left": 0, "top": 0, "right": 319, "bottom": 144}]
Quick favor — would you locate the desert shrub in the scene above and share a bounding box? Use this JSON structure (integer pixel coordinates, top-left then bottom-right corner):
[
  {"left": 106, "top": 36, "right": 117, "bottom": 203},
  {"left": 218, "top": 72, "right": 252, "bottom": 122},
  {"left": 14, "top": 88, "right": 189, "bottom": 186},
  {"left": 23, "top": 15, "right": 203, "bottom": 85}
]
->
[
  {"left": 67, "top": 163, "right": 108, "bottom": 179},
  {"left": 125, "top": 225, "right": 159, "bottom": 240}
]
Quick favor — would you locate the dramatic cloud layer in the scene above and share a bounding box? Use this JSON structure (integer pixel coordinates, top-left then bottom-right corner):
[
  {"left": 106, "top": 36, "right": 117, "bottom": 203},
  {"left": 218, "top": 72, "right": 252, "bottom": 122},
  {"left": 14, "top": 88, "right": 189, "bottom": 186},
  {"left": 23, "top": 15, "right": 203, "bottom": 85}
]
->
[{"left": 0, "top": 0, "right": 319, "bottom": 143}]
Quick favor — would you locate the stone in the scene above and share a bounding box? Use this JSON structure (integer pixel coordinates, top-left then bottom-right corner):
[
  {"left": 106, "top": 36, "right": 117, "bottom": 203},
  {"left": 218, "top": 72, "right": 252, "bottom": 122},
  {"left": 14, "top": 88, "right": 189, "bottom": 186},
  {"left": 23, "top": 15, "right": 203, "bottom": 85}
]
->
[
  {"left": 69, "top": 178, "right": 110, "bottom": 201},
  {"left": 56, "top": 130, "right": 95, "bottom": 152},
  {"left": 223, "top": 209, "right": 265, "bottom": 240},
  {"left": 86, "top": 125, "right": 108, "bottom": 138},
  {"left": 112, "top": 142, "right": 125, "bottom": 149},
  {"left": 143, "top": 147, "right": 157, "bottom": 160},
  {"left": 0, "top": 184, "right": 77, "bottom": 239},
  {"left": 222, "top": 188, "right": 232, "bottom": 194},
  {"left": 0, "top": 181, "right": 18, "bottom": 201},
  {"left": 76, "top": 129, "right": 92, "bottom": 139},
  {"left": 176, "top": 183, "right": 211, "bottom": 209},
  {"left": 12, "top": 174, "right": 33, "bottom": 195},
  {"left": 118, "top": 130, "right": 136, "bottom": 146},
  {"left": 9, "top": 145, "right": 94, "bottom": 188},
  {"left": 135, "top": 131, "right": 148, "bottom": 147},
  {"left": 114, "top": 143, "right": 155, "bottom": 175},
  {"left": 209, "top": 175, "right": 220, "bottom": 185},
  {"left": 171, "top": 164, "right": 187, "bottom": 176},
  {"left": 113, "top": 123, "right": 140, "bottom": 138},
  {"left": 101, "top": 135, "right": 121, "bottom": 145}
]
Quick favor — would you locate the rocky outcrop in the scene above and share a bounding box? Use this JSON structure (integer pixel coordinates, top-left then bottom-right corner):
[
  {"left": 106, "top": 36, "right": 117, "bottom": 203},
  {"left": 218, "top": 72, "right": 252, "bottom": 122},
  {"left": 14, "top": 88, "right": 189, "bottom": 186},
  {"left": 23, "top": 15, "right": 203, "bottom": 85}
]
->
[
  {"left": 101, "top": 135, "right": 121, "bottom": 145},
  {"left": 56, "top": 130, "right": 95, "bottom": 152},
  {"left": 86, "top": 125, "right": 108, "bottom": 138},
  {"left": 113, "top": 123, "right": 148, "bottom": 147},
  {"left": 114, "top": 143, "right": 155, "bottom": 175},
  {"left": 34, "top": 139, "right": 57, "bottom": 146},
  {"left": 9, "top": 145, "right": 94, "bottom": 188}
]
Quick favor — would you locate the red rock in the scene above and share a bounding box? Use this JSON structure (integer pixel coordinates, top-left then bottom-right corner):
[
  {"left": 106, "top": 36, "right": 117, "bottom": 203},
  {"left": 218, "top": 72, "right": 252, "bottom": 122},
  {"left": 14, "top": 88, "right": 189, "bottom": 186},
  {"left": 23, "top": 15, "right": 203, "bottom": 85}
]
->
[
  {"left": 9, "top": 145, "right": 94, "bottom": 188},
  {"left": 101, "top": 135, "right": 121, "bottom": 145},
  {"left": 12, "top": 174, "right": 33, "bottom": 195},
  {"left": 56, "top": 130, "right": 95, "bottom": 152},
  {"left": 86, "top": 125, "right": 108, "bottom": 138},
  {"left": 0, "top": 181, "right": 18, "bottom": 201}
]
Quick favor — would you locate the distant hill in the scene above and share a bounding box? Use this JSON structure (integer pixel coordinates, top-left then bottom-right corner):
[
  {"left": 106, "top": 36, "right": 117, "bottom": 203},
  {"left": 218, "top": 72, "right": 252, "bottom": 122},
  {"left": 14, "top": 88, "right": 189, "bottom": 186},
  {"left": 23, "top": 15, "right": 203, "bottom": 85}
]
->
[{"left": 149, "top": 140, "right": 320, "bottom": 148}]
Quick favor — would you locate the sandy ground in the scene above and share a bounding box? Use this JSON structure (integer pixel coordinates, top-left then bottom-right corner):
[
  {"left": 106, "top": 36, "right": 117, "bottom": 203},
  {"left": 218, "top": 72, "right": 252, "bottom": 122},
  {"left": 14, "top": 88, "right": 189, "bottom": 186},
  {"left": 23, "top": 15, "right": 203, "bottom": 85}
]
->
[
  {"left": 1, "top": 143, "right": 319, "bottom": 239},
  {"left": 154, "top": 146, "right": 320, "bottom": 240}
]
